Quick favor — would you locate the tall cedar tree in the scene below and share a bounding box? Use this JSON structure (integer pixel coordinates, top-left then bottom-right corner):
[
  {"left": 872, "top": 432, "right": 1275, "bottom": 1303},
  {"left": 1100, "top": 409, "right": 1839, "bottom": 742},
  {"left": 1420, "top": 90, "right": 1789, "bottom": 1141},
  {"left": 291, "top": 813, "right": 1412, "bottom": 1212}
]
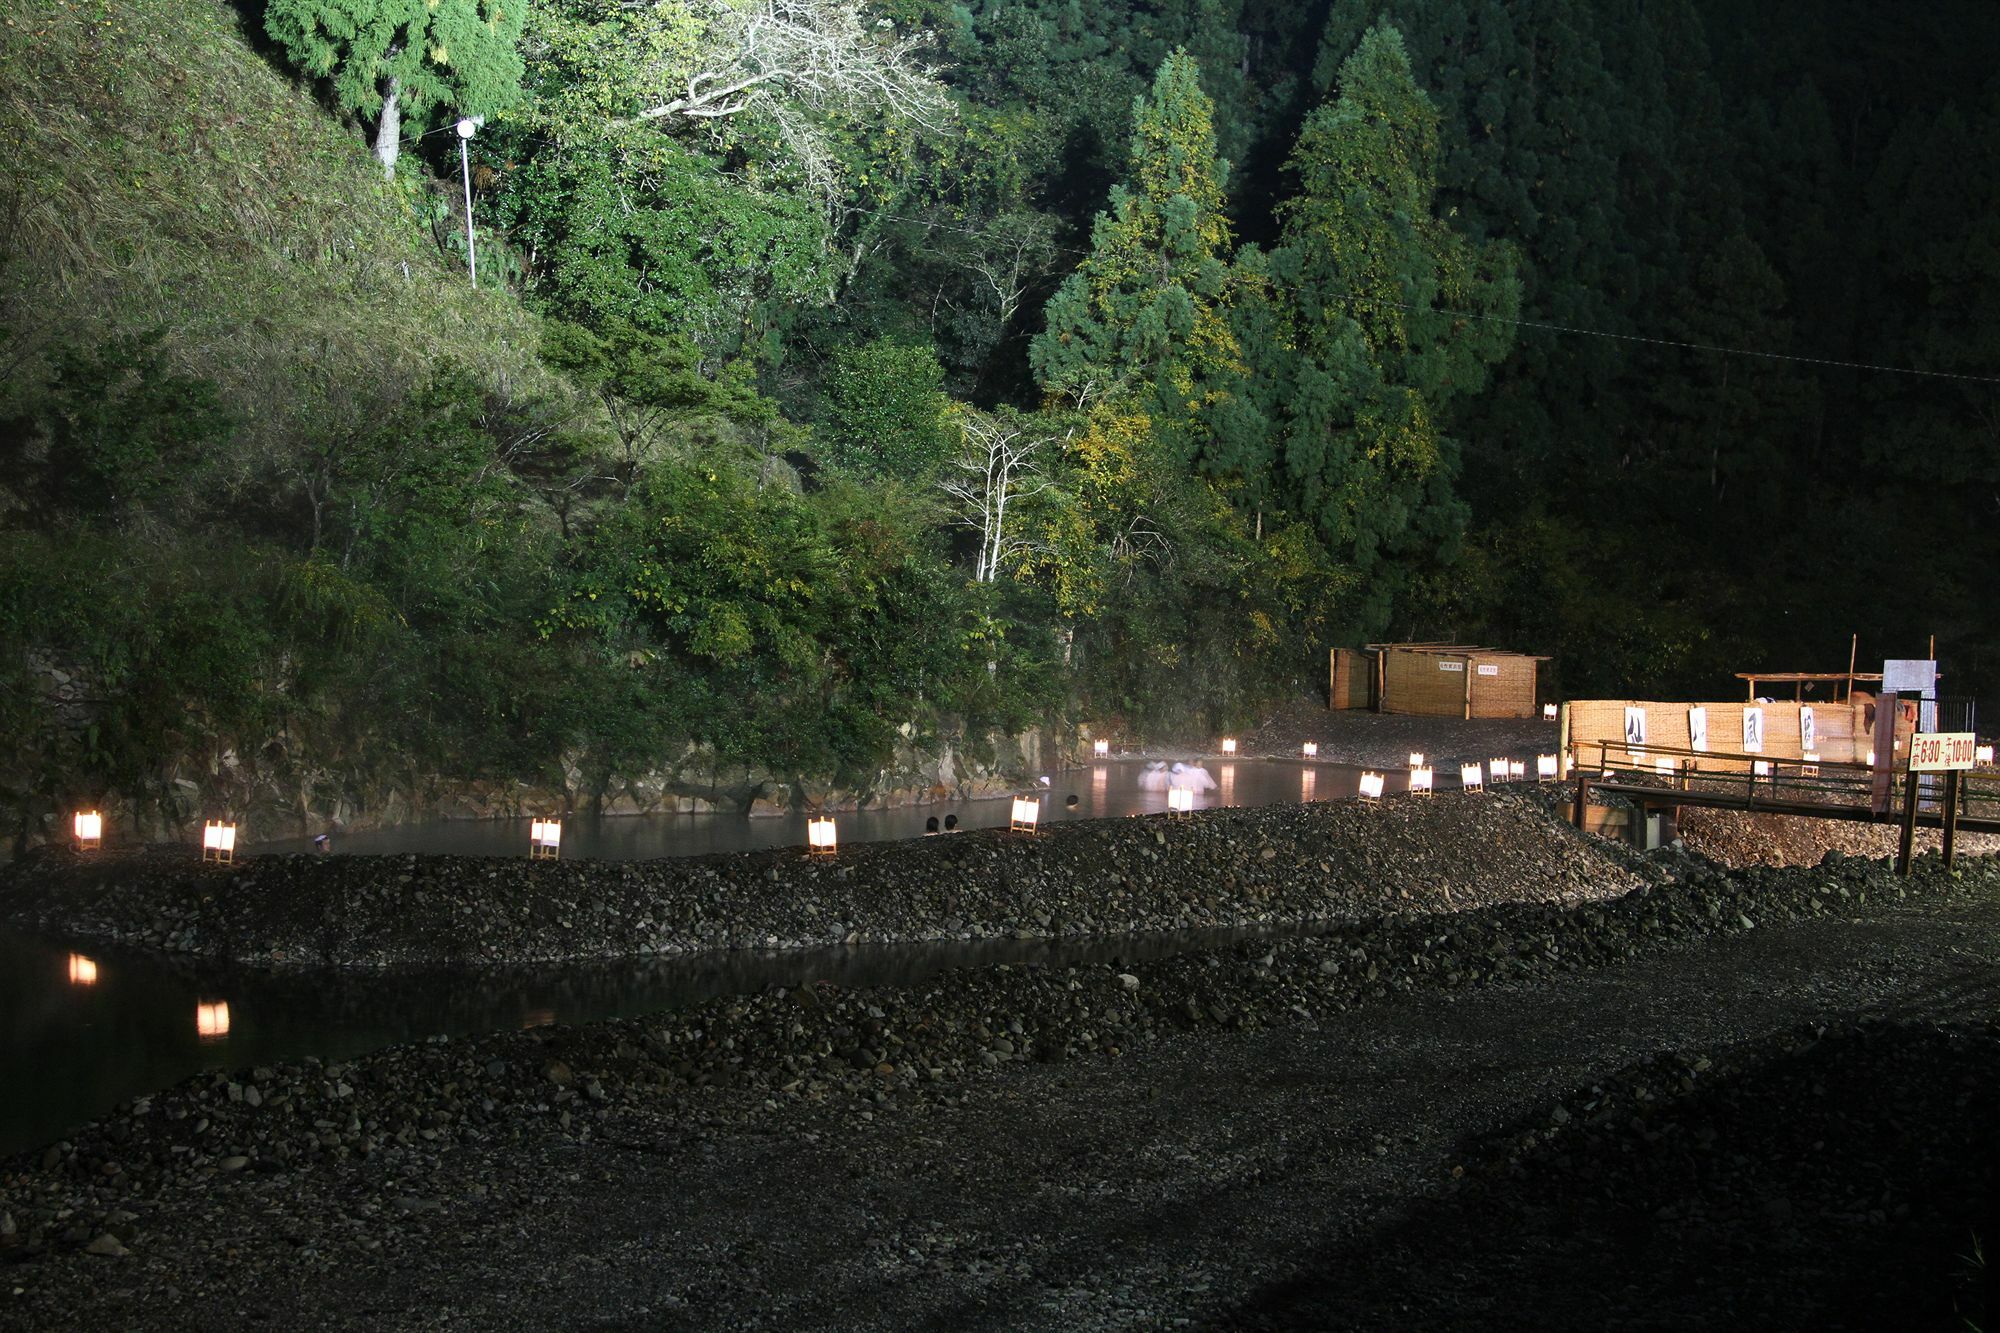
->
[
  {"left": 1271, "top": 22, "right": 1518, "bottom": 635},
  {"left": 1029, "top": 51, "right": 1262, "bottom": 484},
  {"left": 265, "top": 0, "right": 527, "bottom": 177}
]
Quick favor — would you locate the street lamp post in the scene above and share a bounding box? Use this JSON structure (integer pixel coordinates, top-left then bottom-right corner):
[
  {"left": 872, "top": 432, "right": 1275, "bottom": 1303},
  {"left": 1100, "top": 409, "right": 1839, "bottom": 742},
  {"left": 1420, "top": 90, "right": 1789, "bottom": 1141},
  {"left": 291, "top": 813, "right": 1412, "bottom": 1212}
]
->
[{"left": 455, "top": 117, "right": 478, "bottom": 287}]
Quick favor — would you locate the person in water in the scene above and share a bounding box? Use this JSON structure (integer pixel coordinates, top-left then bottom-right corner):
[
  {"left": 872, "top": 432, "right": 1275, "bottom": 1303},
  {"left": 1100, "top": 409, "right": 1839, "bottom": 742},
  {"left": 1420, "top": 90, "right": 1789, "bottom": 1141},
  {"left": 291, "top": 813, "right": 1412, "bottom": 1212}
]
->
[
  {"left": 943, "top": 814, "right": 960, "bottom": 832},
  {"left": 312, "top": 833, "right": 331, "bottom": 854},
  {"left": 925, "top": 816, "right": 940, "bottom": 835}
]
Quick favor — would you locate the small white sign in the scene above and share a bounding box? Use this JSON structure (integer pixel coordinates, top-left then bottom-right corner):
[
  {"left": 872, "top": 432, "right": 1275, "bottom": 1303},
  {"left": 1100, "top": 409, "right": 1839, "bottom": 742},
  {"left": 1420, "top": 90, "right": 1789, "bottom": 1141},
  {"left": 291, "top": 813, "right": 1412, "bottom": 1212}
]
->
[
  {"left": 1476, "top": 663, "right": 1500, "bottom": 676},
  {"left": 1881, "top": 659, "right": 1936, "bottom": 696},
  {"left": 1437, "top": 659, "right": 1464, "bottom": 673},
  {"left": 1909, "top": 732, "right": 1976, "bottom": 772},
  {"left": 1623, "top": 706, "right": 1649, "bottom": 748}
]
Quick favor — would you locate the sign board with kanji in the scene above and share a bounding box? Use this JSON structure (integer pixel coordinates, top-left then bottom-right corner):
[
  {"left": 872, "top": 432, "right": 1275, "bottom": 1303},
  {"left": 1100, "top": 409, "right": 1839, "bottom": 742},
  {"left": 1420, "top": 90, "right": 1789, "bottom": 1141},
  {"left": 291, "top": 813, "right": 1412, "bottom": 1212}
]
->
[{"left": 1908, "top": 732, "right": 1976, "bottom": 772}]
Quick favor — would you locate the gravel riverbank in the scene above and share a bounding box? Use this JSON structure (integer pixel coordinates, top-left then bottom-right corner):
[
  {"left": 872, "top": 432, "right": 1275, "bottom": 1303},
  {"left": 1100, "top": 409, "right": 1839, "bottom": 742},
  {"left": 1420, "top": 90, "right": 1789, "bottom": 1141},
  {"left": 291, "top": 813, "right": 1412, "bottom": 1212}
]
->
[
  {"left": 0, "top": 793, "right": 1649, "bottom": 968},
  {"left": 1, "top": 849, "right": 1992, "bottom": 1329}
]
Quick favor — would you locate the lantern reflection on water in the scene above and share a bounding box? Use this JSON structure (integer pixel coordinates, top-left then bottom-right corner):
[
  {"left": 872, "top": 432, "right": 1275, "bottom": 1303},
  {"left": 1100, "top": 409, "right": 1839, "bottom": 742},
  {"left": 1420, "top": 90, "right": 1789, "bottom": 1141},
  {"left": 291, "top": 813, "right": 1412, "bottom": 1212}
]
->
[
  {"left": 1300, "top": 768, "right": 1316, "bottom": 800},
  {"left": 67, "top": 953, "right": 98, "bottom": 986},
  {"left": 196, "top": 1000, "right": 231, "bottom": 1041}
]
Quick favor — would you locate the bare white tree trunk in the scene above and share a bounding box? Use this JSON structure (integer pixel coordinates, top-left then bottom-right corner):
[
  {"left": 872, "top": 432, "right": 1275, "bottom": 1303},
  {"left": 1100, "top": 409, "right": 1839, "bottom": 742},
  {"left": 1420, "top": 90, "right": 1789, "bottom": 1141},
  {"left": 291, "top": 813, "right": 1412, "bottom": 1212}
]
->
[
  {"left": 374, "top": 79, "right": 402, "bottom": 180},
  {"left": 941, "top": 413, "right": 1057, "bottom": 583}
]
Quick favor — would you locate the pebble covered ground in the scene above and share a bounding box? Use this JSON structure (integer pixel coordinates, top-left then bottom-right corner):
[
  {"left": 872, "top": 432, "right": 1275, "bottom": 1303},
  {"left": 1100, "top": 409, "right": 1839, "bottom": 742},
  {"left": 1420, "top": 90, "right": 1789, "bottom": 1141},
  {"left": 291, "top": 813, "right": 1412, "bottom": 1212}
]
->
[
  {"left": 1678, "top": 804, "right": 2000, "bottom": 868},
  {"left": 1, "top": 834, "right": 1993, "bottom": 1329},
  {"left": 0, "top": 793, "right": 1648, "bottom": 967}
]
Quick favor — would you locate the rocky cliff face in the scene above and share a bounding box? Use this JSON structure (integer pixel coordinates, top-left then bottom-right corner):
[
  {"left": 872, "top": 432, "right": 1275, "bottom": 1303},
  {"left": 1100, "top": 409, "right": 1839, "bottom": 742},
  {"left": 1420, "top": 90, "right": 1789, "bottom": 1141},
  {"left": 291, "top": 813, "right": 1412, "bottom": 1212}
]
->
[{"left": 2, "top": 684, "right": 1051, "bottom": 854}]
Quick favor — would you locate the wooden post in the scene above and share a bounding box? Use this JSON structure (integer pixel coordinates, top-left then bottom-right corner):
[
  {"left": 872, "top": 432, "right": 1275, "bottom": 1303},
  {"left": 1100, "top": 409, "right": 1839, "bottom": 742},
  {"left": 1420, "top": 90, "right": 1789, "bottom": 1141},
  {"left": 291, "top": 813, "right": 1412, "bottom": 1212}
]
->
[
  {"left": 1572, "top": 760, "right": 1589, "bottom": 830},
  {"left": 1896, "top": 769, "right": 1920, "bottom": 876},
  {"left": 1942, "top": 769, "right": 1961, "bottom": 872},
  {"left": 1463, "top": 657, "right": 1472, "bottom": 720},
  {"left": 1845, "top": 632, "right": 1858, "bottom": 703}
]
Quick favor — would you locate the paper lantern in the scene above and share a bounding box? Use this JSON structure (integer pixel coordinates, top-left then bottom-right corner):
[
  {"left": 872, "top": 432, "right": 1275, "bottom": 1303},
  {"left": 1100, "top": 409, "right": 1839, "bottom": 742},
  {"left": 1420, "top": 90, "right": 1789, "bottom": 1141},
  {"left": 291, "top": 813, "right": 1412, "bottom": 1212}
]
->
[
  {"left": 1752, "top": 760, "right": 1771, "bottom": 778},
  {"left": 1167, "top": 787, "right": 1195, "bottom": 815},
  {"left": 73, "top": 810, "right": 102, "bottom": 850},
  {"left": 1301, "top": 741, "right": 1318, "bottom": 758},
  {"left": 807, "top": 816, "right": 838, "bottom": 857},
  {"left": 1358, "top": 771, "right": 1385, "bottom": 802},
  {"left": 1408, "top": 766, "right": 1434, "bottom": 796},
  {"left": 1537, "top": 754, "right": 1557, "bottom": 780},
  {"left": 1010, "top": 796, "right": 1041, "bottom": 833},
  {"left": 1460, "top": 763, "right": 1484, "bottom": 793},
  {"left": 1655, "top": 756, "right": 1672, "bottom": 777},
  {"left": 1408, "top": 752, "right": 1425, "bottom": 769},
  {"left": 202, "top": 820, "right": 237, "bottom": 864},
  {"left": 1801, "top": 752, "right": 1821, "bottom": 777},
  {"left": 1542, "top": 703, "right": 1558, "bottom": 721},
  {"left": 67, "top": 953, "right": 98, "bottom": 986},
  {"left": 1221, "top": 737, "right": 1237, "bottom": 755},
  {"left": 1507, "top": 759, "right": 1526, "bottom": 780},
  {"left": 1977, "top": 744, "right": 1994, "bottom": 765},
  {"left": 196, "top": 1000, "right": 231, "bottom": 1041},
  {"left": 1490, "top": 758, "right": 1510, "bottom": 784},
  {"left": 530, "top": 818, "right": 562, "bottom": 860},
  {"left": 1093, "top": 739, "right": 1110, "bottom": 758}
]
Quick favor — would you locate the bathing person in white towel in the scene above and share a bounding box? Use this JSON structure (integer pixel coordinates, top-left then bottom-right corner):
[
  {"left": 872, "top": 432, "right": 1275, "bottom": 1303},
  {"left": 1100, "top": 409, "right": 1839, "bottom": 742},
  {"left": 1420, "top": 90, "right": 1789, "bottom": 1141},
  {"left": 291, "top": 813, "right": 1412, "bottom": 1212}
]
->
[
  {"left": 1137, "top": 762, "right": 1171, "bottom": 791},
  {"left": 1169, "top": 762, "right": 1218, "bottom": 792}
]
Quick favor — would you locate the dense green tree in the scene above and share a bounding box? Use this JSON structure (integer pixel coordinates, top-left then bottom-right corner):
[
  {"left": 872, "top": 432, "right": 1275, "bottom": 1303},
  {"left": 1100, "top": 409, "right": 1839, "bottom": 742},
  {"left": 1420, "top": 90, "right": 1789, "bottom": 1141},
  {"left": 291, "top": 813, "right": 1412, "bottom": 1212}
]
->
[
  {"left": 264, "top": 0, "right": 527, "bottom": 177},
  {"left": 819, "top": 339, "right": 952, "bottom": 477},
  {"left": 1029, "top": 51, "right": 1260, "bottom": 479},
  {"left": 1269, "top": 23, "right": 1518, "bottom": 637}
]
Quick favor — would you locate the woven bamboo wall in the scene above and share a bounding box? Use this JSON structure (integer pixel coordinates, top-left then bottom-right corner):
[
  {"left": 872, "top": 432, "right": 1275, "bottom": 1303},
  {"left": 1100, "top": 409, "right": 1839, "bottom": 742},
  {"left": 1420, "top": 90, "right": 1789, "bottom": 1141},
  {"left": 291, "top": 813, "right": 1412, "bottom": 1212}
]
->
[
  {"left": 1328, "top": 648, "right": 1374, "bottom": 710},
  {"left": 1381, "top": 648, "right": 1470, "bottom": 717},
  {"left": 1565, "top": 698, "right": 1871, "bottom": 773},
  {"left": 1466, "top": 654, "right": 1540, "bottom": 719}
]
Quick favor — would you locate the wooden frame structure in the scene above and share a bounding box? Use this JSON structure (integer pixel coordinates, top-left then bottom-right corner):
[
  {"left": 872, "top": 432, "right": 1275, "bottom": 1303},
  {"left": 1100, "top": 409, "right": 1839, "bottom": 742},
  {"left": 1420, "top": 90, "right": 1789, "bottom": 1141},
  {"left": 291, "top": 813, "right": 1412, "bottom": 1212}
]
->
[
  {"left": 1735, "top": 670, "right": 1882, "bottom": 702},
  {"left": 1365, "top": 642, "right": 1549, "bottom": 720}
]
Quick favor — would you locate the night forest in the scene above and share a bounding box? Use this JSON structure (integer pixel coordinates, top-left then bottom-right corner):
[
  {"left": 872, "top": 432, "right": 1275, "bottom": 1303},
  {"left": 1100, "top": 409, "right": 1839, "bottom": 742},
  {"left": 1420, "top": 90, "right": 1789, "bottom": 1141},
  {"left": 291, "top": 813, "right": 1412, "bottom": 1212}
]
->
[{"left": 2, "top": 0, "right": 1996, "bottom": 797}]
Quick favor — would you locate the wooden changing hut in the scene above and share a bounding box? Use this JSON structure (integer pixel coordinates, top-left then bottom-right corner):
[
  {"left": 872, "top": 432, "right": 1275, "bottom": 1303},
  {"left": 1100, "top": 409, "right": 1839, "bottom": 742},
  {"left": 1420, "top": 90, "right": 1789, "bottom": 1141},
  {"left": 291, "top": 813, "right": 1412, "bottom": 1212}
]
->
[{"left": 1366, "top": 642, "right": 1549, "bottom": 719}]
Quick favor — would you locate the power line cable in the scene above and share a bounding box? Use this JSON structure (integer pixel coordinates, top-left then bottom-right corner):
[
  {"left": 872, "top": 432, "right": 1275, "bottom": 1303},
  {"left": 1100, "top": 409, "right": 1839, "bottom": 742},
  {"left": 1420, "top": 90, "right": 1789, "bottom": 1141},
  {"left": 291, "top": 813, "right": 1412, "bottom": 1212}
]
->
[{"left": 454, "top": 131, "right": 2000, "bottom": 386}]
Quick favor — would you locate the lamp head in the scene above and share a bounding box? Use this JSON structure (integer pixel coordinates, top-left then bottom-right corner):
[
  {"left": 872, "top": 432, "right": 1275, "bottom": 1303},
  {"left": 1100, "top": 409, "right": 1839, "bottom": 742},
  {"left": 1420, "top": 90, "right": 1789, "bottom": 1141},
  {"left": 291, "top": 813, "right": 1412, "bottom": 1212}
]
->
[{"left": 455, "top": 118, "right": 477, "bottom": 139}]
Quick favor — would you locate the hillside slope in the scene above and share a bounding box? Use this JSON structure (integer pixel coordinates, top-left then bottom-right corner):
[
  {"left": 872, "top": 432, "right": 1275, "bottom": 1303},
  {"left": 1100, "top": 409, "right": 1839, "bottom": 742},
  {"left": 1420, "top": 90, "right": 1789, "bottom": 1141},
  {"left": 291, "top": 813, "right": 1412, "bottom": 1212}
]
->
[{"left": 0, "top": 0, "right": 564, "bottom": 466}]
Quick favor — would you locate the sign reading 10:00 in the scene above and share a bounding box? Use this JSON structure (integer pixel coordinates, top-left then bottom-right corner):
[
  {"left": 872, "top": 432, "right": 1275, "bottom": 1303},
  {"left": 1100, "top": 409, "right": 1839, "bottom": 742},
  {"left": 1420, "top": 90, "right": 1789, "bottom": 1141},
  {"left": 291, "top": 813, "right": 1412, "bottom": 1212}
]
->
[{"left": 1907, "top": 732, "right": 1976, "bottom": 772}]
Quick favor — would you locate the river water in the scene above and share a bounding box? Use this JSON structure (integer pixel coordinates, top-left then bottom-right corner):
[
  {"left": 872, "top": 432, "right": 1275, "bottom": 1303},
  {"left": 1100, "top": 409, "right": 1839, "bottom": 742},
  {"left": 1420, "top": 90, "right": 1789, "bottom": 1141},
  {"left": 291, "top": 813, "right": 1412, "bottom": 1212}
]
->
[
  {"left": 2, "top": 756, "right": 1503, "bottom": 1153},
  {"left": 244, "top": 756, "right": 1423, "bottom": 858}
]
